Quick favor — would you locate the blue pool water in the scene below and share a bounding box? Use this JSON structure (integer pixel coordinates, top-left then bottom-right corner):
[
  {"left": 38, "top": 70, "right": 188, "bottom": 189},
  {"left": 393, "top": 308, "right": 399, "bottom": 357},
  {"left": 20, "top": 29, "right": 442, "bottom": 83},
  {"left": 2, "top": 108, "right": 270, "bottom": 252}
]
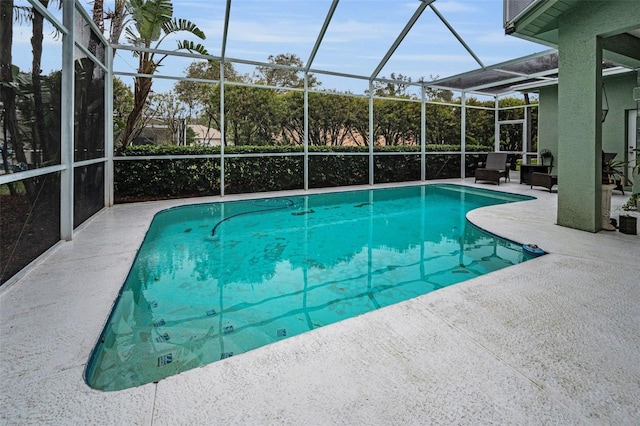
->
[{"left": 85, "top": 184, "right": 536, "bottom": 391}]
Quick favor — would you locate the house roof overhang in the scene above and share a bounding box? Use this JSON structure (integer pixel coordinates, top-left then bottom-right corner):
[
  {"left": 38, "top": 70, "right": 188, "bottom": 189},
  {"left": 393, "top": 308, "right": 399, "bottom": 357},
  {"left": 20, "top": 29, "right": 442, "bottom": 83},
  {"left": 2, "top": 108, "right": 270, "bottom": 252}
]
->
[
  {"left": 428, "top": 48, "right": 636, "bottom": 97},
  {"left": 427, "top": 1, "right": 639, "bottom": 97},
  {"left": 428, "top": 49, "right": 559, "bottom": 96},
  {"left": 503, "top": 0, "right": 640, "bottom": 70}
]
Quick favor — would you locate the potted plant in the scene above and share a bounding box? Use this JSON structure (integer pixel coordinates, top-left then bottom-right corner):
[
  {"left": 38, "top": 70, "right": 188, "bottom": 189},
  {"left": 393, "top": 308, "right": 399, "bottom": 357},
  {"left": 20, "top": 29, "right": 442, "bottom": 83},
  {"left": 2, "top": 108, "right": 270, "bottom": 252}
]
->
[
  {"left": 613, "top": 148, "right": 639, "bottom": 208},
  {"left": 601, "top": 152, "right": 622, "bottom": 231},
  {"left": 611, "top": 148, "right": 639, "bottom": 234},
  {"left": 540, "top": 149, "right": 554, "bottom": 170},
  {"left": 621, "top": 193, "right": 639, "bottom": 211}
]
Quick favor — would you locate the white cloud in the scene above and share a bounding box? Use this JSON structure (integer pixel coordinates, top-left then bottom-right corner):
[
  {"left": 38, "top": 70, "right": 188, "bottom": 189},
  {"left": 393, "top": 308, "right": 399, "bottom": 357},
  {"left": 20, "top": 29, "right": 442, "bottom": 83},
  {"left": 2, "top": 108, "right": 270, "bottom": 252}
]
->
[
  {"left": 432, "top": 1, "right": 478, "bottom": 14},
  {"left": 322, "top": 19, "right": 400, "bottom": 44},
  {"left": 393, "top": 53, "right": 478, "bottom": 63},
  {"left": 228, "top": 20, "right": 317, "bottom": 44}
]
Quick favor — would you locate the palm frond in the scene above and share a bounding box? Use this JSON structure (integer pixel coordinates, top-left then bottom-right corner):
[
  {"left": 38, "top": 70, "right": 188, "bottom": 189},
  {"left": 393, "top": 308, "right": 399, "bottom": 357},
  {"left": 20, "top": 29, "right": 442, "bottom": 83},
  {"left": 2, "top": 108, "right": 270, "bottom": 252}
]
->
[
  {"left": 176, "top": 40, "right": 209, "bottom": 56},
  {"left": 162, "top": 18, "right": 206, "bottom": 40},
  {"left": 124, "top": 27, "right": 137, "bottom": 44},
  {"left": 133, "top": 0, "right": 173, "bottom": 42},
  {"left": 144, "top": 0, "right": 173, "bottom": 28}
]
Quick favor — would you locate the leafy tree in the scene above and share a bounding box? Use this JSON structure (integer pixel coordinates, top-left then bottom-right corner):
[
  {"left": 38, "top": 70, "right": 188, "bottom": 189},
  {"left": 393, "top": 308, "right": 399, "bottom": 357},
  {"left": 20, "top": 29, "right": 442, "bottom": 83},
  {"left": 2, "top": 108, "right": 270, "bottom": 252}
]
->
[
  {"left": 280, "top": 91, "right": 365, "bottom": 146},
  {"left": 256, "top": 53, "right": 320, "bottom": 89},
  {"left": 174, "top": 60, "right": 243, "bottom": 119},
  {"left": 279, "top": 91, "right": 304, "bottom": 145},
  {"left": 308, "top": 93, "right": 362, "bottom": 146},
  {"left": 207, "top": 85, "right": 284, "bottom": 146},
  {"left": 424, "top": 74, "right": 454, "bottom": 102},
  {"left": 118, "top": 0, "right": 208, "bottom": 153},
  {"left": 147, "top": 90, "right": 189, "bottom": 145},
  {"left": 376, "top": 99, "right": 421, "bottom": 146},
  {"left": 349, "top": 97, "right": 372, "bottom": 147},
  {"left": 465, "top": 98, "right": 495, "bottom": 148},
  {"left": 352, "top": 95, "right": 423, "bottom": 147},
  {"left": 185, "top": 125, "right": 196, "bottom": 145},
  {"left": 423, "top": 100, "right": 461, "bottom": 145},
  {"left": 113, "top": 77, "right": 134, "bottom": 136},
  {"left": 370, "top": 73, "right": 413, "bottom": 97},
  {"left": 498, "top": 97, "right": 528, "bottom": 151}
]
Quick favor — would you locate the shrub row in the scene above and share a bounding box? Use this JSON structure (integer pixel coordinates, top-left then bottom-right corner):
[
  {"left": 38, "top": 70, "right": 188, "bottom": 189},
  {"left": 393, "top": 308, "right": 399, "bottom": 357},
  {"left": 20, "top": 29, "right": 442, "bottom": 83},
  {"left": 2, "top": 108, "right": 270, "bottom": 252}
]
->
[{"left": 114, "top": 145, "right": 491, "bottom": 202}]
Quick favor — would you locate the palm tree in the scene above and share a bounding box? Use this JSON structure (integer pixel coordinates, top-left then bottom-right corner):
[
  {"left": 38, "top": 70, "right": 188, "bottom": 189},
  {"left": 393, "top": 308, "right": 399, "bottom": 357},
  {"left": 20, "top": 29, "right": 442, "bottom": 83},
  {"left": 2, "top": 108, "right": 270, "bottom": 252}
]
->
[
  {"left": 106, "top": 0, "right": 130, "bottom": 52},
  {"left": 91, "top": 0, "right": 104, "bottom": 31},
  {"left": 118, "top": 0, "right": 208, "bottom": 152},
  {"left": 0, "top": 0, "right": 25, "bottom": 193},
  {"left": 1, "top": 0, "right": 61, "bottom": 189},
  {"left": 31, "top": 0, "right": 56, "bottom": 165}
]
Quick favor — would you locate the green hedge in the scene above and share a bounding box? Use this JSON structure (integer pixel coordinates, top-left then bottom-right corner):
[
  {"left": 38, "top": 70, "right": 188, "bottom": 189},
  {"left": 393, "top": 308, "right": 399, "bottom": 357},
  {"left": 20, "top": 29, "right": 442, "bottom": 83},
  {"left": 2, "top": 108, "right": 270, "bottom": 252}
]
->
[{"left": 114, "top": 144, "right": 491, "bottom": 202}]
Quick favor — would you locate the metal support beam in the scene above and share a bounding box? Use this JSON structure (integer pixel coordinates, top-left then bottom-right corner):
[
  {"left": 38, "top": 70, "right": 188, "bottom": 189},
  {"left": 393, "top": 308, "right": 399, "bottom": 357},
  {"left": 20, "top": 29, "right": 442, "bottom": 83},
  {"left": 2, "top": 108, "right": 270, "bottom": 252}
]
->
[
  {"left": 461, "top": 92, "right": 467, "bottom": 178},
  {"left": 368, "top": 81, "right": 374, "bottom": 185},
  {"left": 220, "top": 62, "right": 226, "bottom": 196},
  {"left": 106, "top": 42, "right": 114, "bottom": 207},
  {"left": 304, "top": 75, "right": 309, "bottom": 190},
  {"left": 494, "top": 96, "right": 500, "bottom": 152},
  {"left": 430, "top": 3, "right": 485, "bottom": 69},
  {"left": 421, "top": 85, "right": 426, "bottom": 181},
  {"left": 370, "top": 0, "right": 434, "bottom": 80},
  {"left": 61, "top": 0, "right": 74, "bottom": 240},
  {"left": 221, "top": 0, "right": 232, "bottom": 60},
  {"left": 306, "top": 0, "right": 339, "bottom": 72},
  {"left": 221, "top": 0, "right": 231, "bottom": 196}
]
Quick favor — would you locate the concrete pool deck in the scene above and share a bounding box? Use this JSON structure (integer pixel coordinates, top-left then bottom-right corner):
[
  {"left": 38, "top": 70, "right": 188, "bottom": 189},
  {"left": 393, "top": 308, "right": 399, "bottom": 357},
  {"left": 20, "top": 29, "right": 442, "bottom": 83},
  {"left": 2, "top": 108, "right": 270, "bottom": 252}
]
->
[{"left": 1, "top": 178, "right": 639, "bottom": 424}]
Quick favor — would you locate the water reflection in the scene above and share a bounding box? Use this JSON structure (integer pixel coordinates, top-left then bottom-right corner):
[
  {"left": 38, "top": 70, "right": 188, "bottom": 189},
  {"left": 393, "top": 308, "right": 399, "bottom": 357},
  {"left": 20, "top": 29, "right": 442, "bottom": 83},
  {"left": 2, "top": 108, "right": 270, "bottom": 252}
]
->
[{"left": 137, "top": 186, "right": 528, "bottom": 287}]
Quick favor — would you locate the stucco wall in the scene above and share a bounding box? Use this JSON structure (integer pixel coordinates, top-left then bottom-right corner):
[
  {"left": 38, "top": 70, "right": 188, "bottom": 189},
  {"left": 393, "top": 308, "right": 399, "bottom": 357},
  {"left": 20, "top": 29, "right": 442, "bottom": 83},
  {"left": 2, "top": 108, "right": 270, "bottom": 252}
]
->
[
  {"left": 537, "top": 72, "right": 636, "bottom": 176},
  {"left": 537, "top": 86, "right": 558, "bottom": 172},
  {"left": 602, "top": 73, "right": 637, "bottom": 154},
  {"left": 555, "top": 1, "right": 640, "bottom": 231}
]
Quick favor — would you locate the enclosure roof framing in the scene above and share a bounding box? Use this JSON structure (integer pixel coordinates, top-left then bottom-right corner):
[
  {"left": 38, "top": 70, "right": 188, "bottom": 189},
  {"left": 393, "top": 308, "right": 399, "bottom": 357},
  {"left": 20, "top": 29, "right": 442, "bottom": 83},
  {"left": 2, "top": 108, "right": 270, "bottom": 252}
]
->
[
  {"left": 429, "top": 48, "right": 636, "bottom": 96},
  {"left": 182, "top": 0, "right": 577, "bottom": 96},
  {"left": 306, "top": 0, "right": 340, "bottom": 74},
  {"left": 370, "top": 0, "right": 434, "bottom": 81}
]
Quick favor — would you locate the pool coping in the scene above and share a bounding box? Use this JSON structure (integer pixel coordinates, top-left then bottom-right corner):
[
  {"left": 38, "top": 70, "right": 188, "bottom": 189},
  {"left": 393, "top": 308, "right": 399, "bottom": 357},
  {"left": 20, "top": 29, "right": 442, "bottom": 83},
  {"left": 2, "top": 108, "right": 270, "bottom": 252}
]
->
[{"left": 1, "top": 177, "right": 639, "bottom": 424}]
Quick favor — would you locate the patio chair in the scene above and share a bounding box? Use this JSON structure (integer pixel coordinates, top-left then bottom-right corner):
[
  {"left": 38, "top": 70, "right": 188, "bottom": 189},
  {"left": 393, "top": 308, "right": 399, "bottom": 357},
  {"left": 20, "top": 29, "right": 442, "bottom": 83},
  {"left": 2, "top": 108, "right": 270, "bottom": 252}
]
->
[
  {"left": 475, "top": 152, "right": 510, "bottom": 185},
  {"left": 531, "top": 172, "right": 558, "bottom": 192}
]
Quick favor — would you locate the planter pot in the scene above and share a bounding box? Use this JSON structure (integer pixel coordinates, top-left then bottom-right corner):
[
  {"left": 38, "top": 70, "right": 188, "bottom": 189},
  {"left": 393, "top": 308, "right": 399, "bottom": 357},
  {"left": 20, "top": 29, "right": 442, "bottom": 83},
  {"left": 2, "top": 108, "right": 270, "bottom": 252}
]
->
[
  {"left": 619, "top": 215, "right": 638, "bottom": 235},
  {"left": 601, "top": 184, "right": 616, "bottom": 231}
]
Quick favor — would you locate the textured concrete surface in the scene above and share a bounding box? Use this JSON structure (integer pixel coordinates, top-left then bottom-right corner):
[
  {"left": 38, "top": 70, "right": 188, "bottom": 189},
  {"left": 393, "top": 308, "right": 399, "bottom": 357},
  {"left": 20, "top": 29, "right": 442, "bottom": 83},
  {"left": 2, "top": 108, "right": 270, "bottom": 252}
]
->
[{"left": 1, "top": 176, "right": 638, "bottom": 425}]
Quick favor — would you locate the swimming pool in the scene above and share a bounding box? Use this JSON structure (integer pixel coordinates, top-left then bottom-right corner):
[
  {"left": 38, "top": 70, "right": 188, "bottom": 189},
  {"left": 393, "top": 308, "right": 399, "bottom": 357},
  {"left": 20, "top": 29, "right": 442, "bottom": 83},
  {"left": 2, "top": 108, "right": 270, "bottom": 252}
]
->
[{"left": 85, "top": 184, "right": 536, "bottom": 391}]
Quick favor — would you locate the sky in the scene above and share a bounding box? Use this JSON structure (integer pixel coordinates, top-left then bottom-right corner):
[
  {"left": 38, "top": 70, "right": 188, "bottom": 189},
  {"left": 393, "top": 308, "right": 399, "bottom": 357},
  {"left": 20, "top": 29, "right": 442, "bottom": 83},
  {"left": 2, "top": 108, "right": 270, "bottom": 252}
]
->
[{"left": 12, "top": 0, "right": 550, "bottom": 96}]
